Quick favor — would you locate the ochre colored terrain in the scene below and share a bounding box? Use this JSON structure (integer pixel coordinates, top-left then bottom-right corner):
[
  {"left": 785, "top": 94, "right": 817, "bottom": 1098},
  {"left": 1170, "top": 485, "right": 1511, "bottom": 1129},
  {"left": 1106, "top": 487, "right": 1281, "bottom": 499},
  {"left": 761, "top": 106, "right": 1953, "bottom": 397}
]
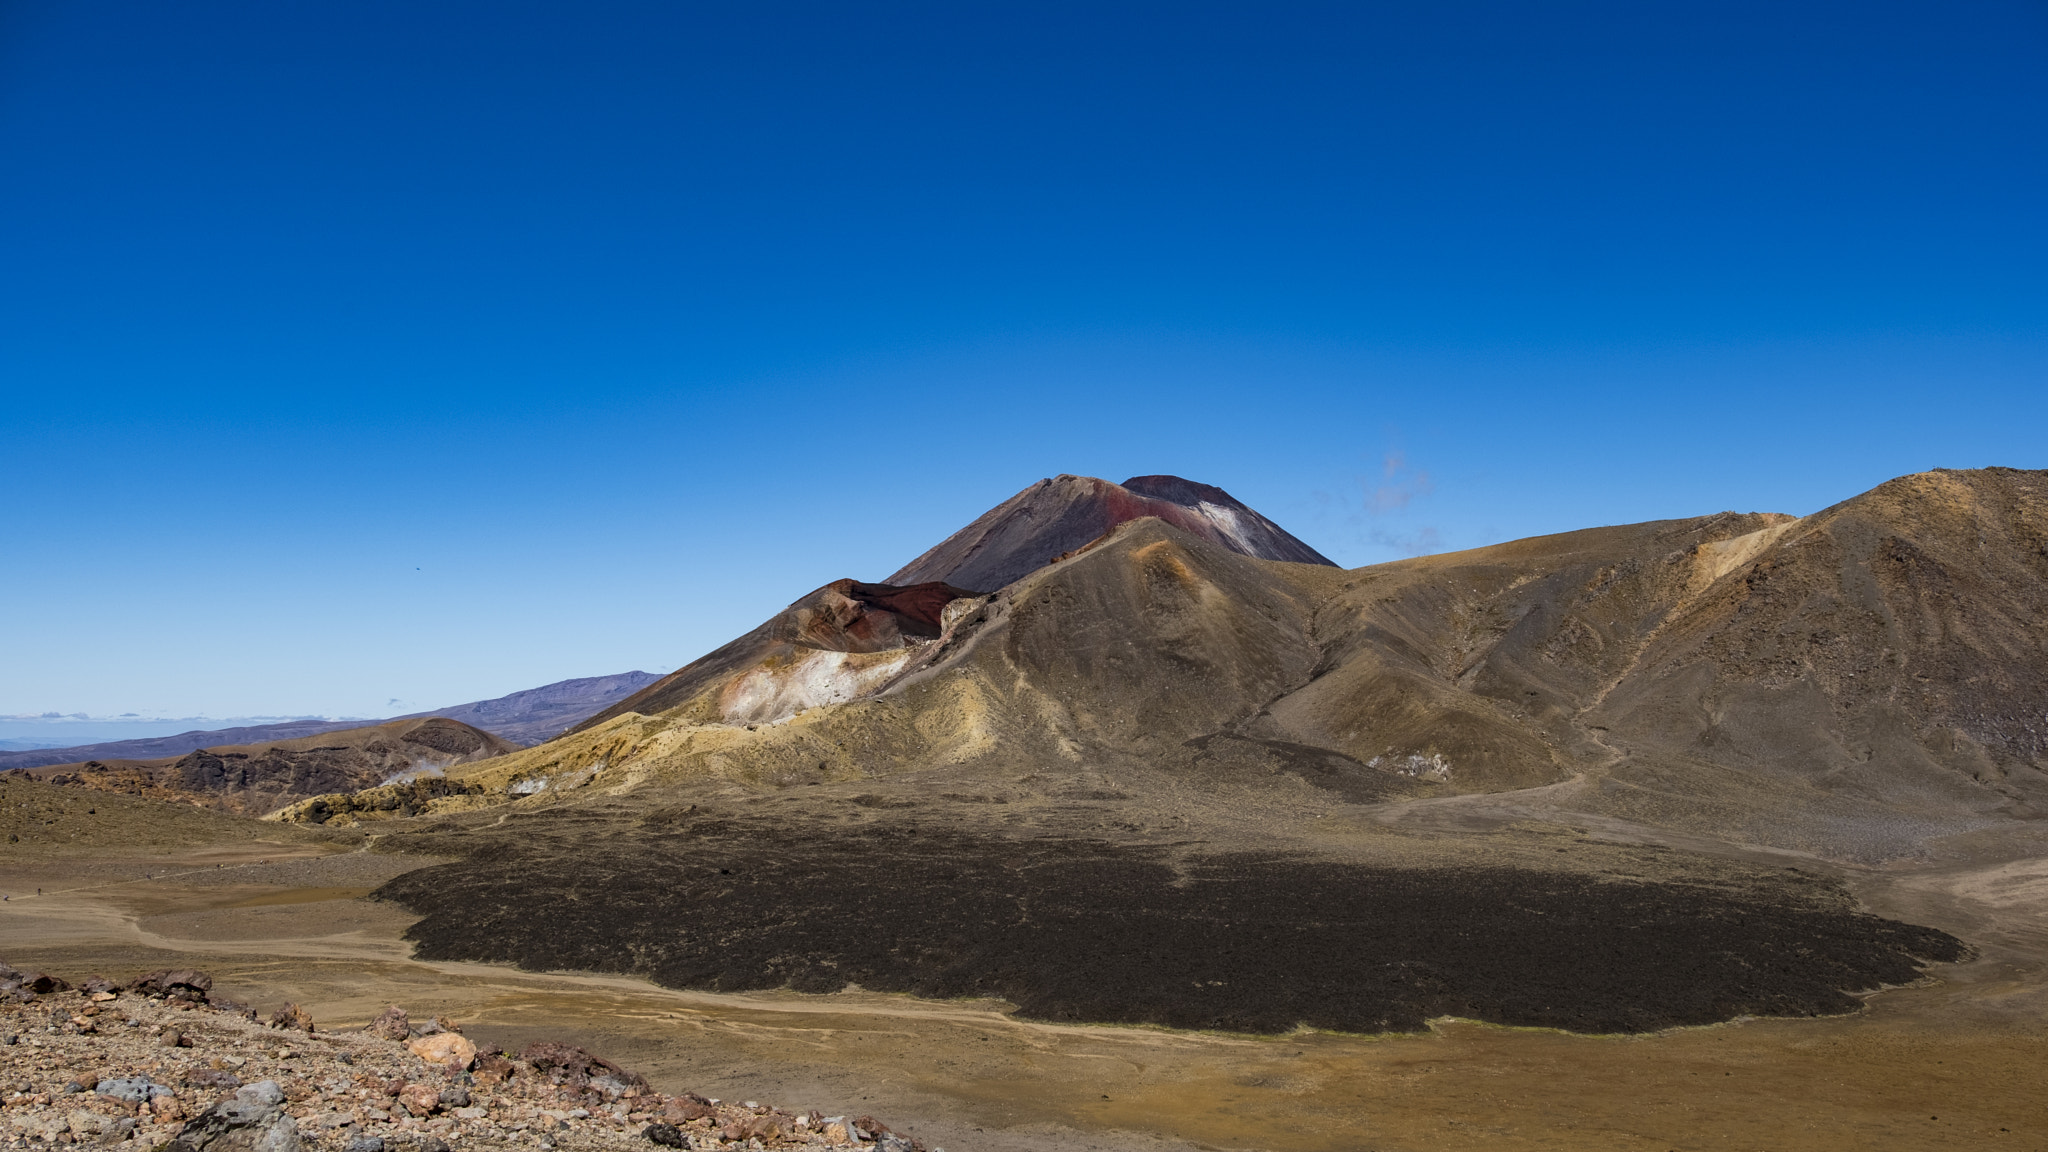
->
[{"left": 11, "top": 468, "right": 2048, "bottom": 1150}]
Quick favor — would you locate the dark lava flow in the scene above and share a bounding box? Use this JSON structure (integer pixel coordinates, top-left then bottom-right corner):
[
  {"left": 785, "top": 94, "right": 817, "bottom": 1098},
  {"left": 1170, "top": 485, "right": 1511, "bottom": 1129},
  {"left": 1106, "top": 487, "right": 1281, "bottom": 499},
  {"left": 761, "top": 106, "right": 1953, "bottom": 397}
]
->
[{"left": 375, "top": 820, "right": 1967, "bottom": 1035}]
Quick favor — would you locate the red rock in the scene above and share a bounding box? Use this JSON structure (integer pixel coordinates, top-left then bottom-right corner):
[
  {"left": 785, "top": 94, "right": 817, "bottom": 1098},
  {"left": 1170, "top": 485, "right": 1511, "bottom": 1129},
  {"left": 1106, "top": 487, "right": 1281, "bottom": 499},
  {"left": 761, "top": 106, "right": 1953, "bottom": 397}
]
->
[
  {"left": 365, "top": 1005, "right": 410, "bottom": 1041},
  {"left": 518, "top": 1042, "right": 646, "bottom": 1092},
  {"left": 398, "top": 1084, "right": 440, "bottom": 1117},
  {"left": 661, "top": 1099, "right": 714, "bottom": 1123}
]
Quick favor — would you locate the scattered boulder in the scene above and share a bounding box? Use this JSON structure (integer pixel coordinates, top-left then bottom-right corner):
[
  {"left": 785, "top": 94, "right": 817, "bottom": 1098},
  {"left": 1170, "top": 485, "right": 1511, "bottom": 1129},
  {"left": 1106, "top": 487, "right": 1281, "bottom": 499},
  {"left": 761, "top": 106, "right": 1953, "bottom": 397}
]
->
[
  {"left": 405, "top": 1032, "right": 476, "bottom": 1069},
  {"left": 22, "top": 972, "right": 72, "bottom": 995},
  {"left": 80, "top": 975, "right": 121, "bottom": 995},
  {"left": 0, "top": 961, "right": 914, "bottom": 1152},
  {"left": 268, "top": 1003, "right": 314, "bottom": 1032},
  {"left": 168, "top": 1080, "right": 299, "bottom": 1152},
  {"left": 519, "top": 1042, "right": 648, "bottom": 1094},
  {"left": 661, "top": 1096, "right": 715, "bottom": 1122},
  {"left": 364, "top": 1006, "right": 410, "bottom": 1041},
  {"left": 95, "top": 1076, "right": 175, "bottom": 1104},
  {"left": 132, "top": 969, "right": 213, "bottom": 1003}
]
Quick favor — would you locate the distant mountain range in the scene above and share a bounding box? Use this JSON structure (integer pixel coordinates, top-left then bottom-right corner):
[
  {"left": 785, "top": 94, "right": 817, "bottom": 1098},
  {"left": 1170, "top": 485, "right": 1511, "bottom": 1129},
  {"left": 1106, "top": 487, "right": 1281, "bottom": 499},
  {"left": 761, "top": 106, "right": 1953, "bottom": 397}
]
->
[
  {"left": 17, "top": 716, "right": 518, "bottom": 816},
  {"left": 0, "top": 671, "right": 659, "bottom": 771}
]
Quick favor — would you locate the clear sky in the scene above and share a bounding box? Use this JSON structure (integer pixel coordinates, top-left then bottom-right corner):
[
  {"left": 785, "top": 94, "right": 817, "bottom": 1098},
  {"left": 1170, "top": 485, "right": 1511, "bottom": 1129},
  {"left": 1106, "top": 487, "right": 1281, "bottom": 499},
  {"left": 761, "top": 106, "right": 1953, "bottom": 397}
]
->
[{"left": 3, "top": 1, "right": 2044, "bottom": 723}]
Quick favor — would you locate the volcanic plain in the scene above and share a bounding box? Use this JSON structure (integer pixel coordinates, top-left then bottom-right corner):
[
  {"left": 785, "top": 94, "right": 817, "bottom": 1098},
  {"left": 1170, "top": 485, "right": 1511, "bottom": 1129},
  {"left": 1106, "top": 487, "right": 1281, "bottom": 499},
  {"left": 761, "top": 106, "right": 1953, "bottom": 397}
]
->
[{"left": 8, "top": 469, "right": 2048, "bottom": 1150}]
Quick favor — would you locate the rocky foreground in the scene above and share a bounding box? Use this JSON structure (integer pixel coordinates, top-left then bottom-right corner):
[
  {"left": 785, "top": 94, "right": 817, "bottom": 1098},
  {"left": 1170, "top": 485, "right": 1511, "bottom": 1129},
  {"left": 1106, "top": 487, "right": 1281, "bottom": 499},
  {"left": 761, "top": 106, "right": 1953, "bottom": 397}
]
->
[{"left": 0, "top": 964, "right": 936, "bottom": 1152}]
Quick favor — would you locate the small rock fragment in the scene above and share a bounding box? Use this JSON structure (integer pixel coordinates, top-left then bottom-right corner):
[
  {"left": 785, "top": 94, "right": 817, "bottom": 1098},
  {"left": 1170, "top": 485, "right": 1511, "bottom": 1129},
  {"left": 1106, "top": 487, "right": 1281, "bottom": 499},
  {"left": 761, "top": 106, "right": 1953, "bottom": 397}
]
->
[
  {"left": 642, "top": 1123, "right": 686, "bottom": 1147},
  {"left": 364, "top": 1006, "right": 410, "bottom": 1041},
  {"left": 397, "top": 1084, "right": 440, "bottom": 1117},
  {"left": 662, "top": 1097, "right": 714, "bottom": 1123}
]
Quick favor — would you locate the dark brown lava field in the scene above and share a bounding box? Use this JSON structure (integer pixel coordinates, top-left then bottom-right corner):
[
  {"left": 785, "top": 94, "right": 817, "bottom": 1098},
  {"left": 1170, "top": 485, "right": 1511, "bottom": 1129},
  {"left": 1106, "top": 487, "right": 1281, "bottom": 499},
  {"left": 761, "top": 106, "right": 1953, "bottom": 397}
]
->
[{"left": 374, "top": 810, "right": 1966, "bottom": 1036}]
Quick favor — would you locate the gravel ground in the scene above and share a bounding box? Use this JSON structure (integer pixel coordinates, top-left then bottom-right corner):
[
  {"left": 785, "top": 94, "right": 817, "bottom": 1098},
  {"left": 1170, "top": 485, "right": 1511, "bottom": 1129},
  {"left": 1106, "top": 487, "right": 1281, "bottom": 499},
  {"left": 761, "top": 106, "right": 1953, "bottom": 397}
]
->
[{"left": 0, "top": 967, "right": 935, "bottom": 1152}]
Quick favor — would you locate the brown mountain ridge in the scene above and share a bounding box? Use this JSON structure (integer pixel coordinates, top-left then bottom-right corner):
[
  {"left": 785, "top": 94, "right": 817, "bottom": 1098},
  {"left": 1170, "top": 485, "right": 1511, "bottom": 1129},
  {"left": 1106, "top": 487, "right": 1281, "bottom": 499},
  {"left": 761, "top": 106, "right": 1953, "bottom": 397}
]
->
[
  {"left": 230, "top": 467, "right": 2046, "bottom": 1038},
  {"left": 495, "top": 467, "right": 2048, "bottom": 864}
]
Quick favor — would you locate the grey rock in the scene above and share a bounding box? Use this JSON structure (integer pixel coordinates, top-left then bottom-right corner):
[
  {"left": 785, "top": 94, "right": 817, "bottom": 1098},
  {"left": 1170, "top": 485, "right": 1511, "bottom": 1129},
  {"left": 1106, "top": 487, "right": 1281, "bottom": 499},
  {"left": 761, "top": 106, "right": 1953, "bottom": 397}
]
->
[
  {"left": 235, "top": 1082, "right": 285, "bottom": 1108},
  {"left": 344, "top": 1139, "right": 384, "bottom": 1152},
  {"left": 436, "top": 1087, "right": 468, "bottom": 1108},
  {"left": 641, "top": 1123, "right": 685, "bottom": 1148},
  {"left": 167, "top": 1080, "right": 298, "bottom": 1152},
  {"left": 94, "top": 1077, "right": 174, "bottom": 1103}
]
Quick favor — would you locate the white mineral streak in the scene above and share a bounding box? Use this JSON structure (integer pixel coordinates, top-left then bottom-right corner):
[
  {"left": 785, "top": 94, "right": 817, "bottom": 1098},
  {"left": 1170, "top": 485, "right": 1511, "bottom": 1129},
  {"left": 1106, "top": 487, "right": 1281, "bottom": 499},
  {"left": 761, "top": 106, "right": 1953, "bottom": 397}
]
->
[
  {"left": 378, "top": 762, "right": 450, "bottom": 787},
  {"left": 1195, "top": 500, "right": 1262, "bottom": 553},
  {"left": 720, "top": 648, "right": 917, "bottom": 726},
  {"left": 1370, "top": 752, "right": 1454, "bottom": 782}
]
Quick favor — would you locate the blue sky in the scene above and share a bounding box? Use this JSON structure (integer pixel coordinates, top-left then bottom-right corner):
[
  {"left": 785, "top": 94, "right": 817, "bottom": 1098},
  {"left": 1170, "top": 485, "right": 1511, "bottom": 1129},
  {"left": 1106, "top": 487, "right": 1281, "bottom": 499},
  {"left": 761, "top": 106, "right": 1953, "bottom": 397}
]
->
[{"left": 3, "top": 1, "right": 2044, "bottom": 721}]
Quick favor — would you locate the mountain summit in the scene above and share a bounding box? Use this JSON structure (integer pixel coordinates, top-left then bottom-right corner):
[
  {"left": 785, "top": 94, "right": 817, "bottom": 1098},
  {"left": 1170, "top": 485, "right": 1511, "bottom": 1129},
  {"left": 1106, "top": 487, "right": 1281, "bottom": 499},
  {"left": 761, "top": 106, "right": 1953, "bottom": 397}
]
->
[{"left": 886, "top": 473, "right": 1335, "bottom": 593}]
